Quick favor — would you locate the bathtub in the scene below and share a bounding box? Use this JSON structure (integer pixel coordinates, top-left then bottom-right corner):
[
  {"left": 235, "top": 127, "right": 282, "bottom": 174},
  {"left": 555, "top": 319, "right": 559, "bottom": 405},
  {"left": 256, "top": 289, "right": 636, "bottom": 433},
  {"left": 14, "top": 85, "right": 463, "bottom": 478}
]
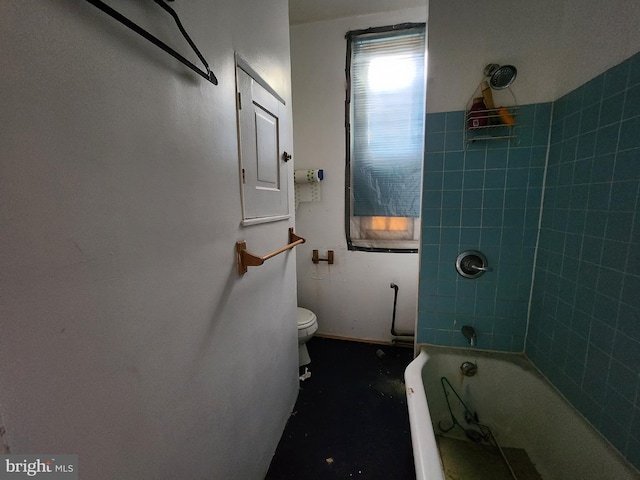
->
[{"left": 404, "top": 345, "right": 640, "bottom": 480}]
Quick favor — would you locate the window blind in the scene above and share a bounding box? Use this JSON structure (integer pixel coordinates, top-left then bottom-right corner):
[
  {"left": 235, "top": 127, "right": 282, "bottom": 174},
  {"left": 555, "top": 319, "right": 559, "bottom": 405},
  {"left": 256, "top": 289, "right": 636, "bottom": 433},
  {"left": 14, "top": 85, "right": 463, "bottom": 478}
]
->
[{"left": 350, "top": 26, "right": 426, "bottom": 218}]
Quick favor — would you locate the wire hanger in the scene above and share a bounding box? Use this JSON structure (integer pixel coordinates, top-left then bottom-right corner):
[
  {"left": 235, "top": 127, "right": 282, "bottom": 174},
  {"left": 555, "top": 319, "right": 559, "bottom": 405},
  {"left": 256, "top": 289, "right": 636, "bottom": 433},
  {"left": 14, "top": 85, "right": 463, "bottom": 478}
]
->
[{"left": 85, "top": 0, "right": 218, "bottom": 85}]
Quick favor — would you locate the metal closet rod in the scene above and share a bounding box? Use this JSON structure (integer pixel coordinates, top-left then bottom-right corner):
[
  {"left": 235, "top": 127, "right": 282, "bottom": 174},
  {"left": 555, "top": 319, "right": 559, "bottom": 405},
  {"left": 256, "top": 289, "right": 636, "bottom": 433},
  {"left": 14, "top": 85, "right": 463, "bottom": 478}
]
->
[
  {"left": 236, "top": 228, "right": 306, "bottom": 275},
  {"left": 85, "top": 0, "right": 218, "bottom": 85}
]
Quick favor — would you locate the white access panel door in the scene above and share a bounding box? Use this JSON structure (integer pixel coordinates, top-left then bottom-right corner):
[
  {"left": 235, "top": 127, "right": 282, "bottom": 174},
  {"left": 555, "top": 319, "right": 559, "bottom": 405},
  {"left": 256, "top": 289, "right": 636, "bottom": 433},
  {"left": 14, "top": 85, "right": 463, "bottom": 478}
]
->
[{"left": 236, "top": 66, "right": 289, "bottom": 223}]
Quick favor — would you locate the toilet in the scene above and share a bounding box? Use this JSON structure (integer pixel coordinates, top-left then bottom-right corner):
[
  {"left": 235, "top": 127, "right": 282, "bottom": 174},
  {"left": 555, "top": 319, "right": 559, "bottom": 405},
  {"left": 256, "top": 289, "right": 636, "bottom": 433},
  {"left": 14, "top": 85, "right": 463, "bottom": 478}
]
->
[{"left": 297, "top": 307, "right": 318, "bottom": 367}]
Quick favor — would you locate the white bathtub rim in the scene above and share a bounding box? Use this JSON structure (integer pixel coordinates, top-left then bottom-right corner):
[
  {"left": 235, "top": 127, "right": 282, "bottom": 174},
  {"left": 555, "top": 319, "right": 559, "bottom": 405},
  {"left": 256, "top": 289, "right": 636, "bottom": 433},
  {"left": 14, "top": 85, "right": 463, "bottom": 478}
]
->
[{"left": 405, "top": 348, "right": 445, "bottom": 480}]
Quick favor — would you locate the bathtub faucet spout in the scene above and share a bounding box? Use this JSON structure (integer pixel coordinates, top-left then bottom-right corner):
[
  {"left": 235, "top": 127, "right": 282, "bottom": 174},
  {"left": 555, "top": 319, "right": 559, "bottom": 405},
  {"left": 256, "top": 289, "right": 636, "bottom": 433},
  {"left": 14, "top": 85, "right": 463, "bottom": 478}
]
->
[{"left": 461, "top": 325, "right": 477, "bottom": 347}]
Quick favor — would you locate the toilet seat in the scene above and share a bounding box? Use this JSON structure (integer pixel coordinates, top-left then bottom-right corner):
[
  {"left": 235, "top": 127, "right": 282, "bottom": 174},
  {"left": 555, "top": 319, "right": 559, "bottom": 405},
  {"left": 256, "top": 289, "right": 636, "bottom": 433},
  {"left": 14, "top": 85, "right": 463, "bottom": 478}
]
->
[{"left": 297, "top": 307, "right": 317, "bottom": 329}]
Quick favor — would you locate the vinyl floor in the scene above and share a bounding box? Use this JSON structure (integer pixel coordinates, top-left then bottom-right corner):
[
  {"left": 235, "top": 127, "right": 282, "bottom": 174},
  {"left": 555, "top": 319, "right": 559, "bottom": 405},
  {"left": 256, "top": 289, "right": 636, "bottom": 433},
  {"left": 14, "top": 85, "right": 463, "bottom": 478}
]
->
[{"left": 265, "top": 336, "right": 416, "bottom": 480}]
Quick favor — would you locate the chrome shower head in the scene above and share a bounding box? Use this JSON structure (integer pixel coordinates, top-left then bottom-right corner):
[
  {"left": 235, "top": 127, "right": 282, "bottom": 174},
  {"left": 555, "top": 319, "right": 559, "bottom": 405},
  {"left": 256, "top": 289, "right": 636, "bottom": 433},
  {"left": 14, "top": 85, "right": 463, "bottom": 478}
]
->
[{"left": 484, "top": 63, "right": 517, "bottom": 89}]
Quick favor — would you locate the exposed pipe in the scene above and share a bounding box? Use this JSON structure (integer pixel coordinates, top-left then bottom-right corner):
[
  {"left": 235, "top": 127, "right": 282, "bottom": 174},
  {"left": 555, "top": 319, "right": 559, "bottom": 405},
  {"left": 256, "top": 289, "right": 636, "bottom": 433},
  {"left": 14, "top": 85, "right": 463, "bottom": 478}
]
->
[{"left": 390, "top": 283, "right": 414, "bottom": 343}]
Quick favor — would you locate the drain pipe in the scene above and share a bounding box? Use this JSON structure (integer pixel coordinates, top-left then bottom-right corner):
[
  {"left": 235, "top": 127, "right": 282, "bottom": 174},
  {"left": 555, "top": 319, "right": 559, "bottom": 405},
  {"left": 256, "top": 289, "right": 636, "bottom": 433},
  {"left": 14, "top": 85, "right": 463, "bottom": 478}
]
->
[{"left": 390, "top": 283, "right": 414, "bottom": 346}]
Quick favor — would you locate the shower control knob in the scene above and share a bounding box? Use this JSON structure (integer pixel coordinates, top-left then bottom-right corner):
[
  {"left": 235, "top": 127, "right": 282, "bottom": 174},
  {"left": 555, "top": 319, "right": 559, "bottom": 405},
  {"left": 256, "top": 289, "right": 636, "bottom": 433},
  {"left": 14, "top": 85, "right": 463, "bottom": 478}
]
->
[{"left": 455, "top": 250, "right": 492, "bottom": 278}]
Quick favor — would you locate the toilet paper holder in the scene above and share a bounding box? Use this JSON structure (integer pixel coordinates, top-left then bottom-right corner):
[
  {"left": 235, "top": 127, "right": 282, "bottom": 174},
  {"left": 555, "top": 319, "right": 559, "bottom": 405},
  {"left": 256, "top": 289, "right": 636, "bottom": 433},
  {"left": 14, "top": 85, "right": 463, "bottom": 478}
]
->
[
  {"left": 312, "top": 250, "right": 334, "bottom": 264},
  {"left": 455, "top": 250, "right": 493, "bottom": 278}
]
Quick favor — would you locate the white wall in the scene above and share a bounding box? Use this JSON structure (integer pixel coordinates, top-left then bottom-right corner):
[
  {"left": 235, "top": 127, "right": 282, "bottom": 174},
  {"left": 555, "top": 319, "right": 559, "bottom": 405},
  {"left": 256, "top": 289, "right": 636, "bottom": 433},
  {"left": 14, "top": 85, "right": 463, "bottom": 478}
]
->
[
  {"left": 290, "top": 0, "right": 640, "bottom": 344},
  {"left": 427, "top": 0, "right": 563, "bottom": 113},
  {"left": 555, "top": 0, "right": 640, "bottom": 97},
  {"left": 427, "top": 0, "right": 640, "bottom": 113},
  {"left": 291, "top": 7, "right": 426, "bottom": 343},
  {"left": 0, "top": 1, "right": 297, "bottom": 478}
]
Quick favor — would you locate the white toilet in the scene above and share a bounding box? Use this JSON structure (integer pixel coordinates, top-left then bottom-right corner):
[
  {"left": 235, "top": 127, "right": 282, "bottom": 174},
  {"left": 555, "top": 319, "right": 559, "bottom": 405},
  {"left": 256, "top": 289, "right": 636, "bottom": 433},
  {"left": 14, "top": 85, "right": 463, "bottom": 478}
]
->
[{"left": 297, "top": 307, "right": 318, "bottom": 367}]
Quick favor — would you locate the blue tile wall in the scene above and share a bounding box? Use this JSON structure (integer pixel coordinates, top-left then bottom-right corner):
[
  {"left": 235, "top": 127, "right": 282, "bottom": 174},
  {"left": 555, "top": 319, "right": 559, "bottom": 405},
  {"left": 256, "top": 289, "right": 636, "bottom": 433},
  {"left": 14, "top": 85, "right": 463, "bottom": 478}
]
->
[
  {"left": 527, "top": 51, "right": 640, "bottom": 470},
  {"left": 418, "top": 102, "right": 552, "bottom": 352},
  {"left": 418, "top": 51, "right": 640, "bottom": 470}
]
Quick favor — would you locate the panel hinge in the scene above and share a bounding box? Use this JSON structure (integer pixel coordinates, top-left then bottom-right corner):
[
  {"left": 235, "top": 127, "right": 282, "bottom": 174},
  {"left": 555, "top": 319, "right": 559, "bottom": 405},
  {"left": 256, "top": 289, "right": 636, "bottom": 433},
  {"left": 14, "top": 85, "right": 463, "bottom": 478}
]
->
[
  {"left": 237, "top": 92, "right": 242, "bottom": 109},
  {"left": 242, "top": 168, "right": 246, "bottom": 184}
]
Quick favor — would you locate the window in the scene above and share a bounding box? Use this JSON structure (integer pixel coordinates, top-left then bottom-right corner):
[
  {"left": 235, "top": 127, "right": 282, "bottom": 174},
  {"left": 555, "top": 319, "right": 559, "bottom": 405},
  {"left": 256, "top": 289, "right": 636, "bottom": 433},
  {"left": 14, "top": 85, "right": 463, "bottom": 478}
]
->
[{"left": 345, "top": 24, "right": 426, "bottom": 252}]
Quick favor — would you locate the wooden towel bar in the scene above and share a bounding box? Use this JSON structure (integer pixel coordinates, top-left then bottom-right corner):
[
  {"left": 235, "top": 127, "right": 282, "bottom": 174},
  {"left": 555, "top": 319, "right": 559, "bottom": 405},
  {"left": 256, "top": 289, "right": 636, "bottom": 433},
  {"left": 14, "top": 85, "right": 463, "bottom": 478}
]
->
[{"left": 236, "top": 228, "right": 305, "bottom": 275}]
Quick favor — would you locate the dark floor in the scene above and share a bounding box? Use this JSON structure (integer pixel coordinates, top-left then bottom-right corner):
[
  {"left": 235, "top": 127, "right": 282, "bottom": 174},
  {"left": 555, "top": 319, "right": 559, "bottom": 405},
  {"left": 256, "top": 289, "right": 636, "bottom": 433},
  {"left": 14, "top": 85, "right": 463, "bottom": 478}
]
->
[{"left": 265, "top": 337, "right": 416, "bottom": 480}]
